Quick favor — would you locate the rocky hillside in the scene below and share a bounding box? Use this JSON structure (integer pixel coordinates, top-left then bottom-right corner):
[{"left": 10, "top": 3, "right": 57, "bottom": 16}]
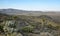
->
[{"left": 0, "top": 13, "right": 60, "bottom": 36}]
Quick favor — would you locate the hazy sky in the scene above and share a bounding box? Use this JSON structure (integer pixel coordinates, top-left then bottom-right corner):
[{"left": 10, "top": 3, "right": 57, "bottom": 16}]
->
[{"left": 0, "top": 0, "right": 60, "bottom": 11}]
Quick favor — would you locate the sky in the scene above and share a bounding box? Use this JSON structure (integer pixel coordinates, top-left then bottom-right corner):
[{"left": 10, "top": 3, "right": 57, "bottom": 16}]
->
[{"left": 0, "top": 0, "right": 60, "bottom": 11}]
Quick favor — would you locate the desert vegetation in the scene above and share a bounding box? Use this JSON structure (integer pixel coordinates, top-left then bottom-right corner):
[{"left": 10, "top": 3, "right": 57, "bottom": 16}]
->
[{"left": 0, "top": 13, "right": 60, "bottom": 36}]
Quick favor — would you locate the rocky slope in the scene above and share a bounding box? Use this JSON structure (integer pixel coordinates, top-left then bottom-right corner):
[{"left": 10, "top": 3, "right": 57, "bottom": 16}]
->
[{"left": 0, "top": 13, "right": 60, "bottom": 36}]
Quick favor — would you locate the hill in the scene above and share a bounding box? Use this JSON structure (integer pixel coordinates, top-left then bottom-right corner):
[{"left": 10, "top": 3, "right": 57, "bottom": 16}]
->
[
  {"left": 0, "top": 13, "right": 60, "bottom": 36},
  {"left": 0, "top": 8, "right": 60, "bottom": 16}
]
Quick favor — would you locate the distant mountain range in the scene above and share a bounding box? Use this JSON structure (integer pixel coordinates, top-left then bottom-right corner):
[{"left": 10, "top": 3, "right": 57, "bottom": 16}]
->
[{"left": 0, "top": 8, "right": 60, "bottom": 16}]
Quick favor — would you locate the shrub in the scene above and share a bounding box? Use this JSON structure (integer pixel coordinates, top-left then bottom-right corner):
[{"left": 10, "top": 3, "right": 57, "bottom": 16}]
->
[
  {"left": 0, "top": 25, "right": 4, "bottom": 33},
  {"left": 21, "top": 26, "right": 33, "bottom": 33}
]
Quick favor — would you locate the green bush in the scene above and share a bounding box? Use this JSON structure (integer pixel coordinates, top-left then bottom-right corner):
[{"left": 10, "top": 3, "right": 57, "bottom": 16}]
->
[
  {"left": 0, "top": 25, "right": 4, "bottom": 32},
  {"left": 21, "top": 26, "right": 33, "bottom": 33},
  {"left": 55, "top": 26, "right": 60, "bottom": 30},
  {"left": 47, "top": 24, "right": 59, "bottom": 30}
]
